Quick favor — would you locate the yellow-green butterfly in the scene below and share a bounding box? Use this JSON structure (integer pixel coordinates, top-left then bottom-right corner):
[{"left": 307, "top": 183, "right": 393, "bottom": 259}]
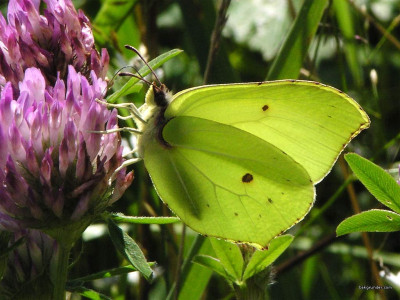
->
[{"left": 115, "top": 51, "right": 369, "bottom": 248}]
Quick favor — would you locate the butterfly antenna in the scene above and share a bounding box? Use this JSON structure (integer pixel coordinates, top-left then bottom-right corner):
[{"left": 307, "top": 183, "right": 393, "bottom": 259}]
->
[
  {"left": 119, "top": 72, "right": 152, "bottom": 86},
  {"left": 126, "top": 64, "right": 147, "bottom": 81},
  {"left": 102, "top": 65, "right": 140, "bottom": 95},
  {"left": 125, "top": 45, "right": 162, "bottom": 86},
  {"left": 101, "top": 66, "right": 126, "bottom": 95}
]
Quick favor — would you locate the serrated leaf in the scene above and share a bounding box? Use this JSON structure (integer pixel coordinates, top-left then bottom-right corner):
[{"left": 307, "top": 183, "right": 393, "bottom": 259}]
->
[
  {"left": 107, "top": 219, "right": 153, "bottom": 281},
  {"left": 345, "top": 153, "right": 400, "bottom": 214},
  {"left": 209, "top": 238, "right": 244, "bottom": 282},
  {"left": 242, "top": 235, "right": 294, "bottom": 281},
  {"left": 107, "top": 49, "right": 183, "bottom": 103},
  {"left": 337, "top": 209, "right": 400, "bottom": 236},
  {"left": 192, "top": 254, "right": 236, "bottom": 282}
]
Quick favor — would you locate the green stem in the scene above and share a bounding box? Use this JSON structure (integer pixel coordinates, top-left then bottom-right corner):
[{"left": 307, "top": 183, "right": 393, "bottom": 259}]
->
[
  {"left": 234, "top": 280, "right": 270, "bottom": 300},
  {"left": 233, "top": 245, "right": 271, "bottom": 300},
  {"left": 52, "top": 244, "right": 71, "bottom": 300}
]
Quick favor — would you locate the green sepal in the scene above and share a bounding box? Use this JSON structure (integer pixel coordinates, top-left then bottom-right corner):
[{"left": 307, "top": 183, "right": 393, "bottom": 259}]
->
[{"left": 242, "top": 234, "right": 294, "bottom": 281}]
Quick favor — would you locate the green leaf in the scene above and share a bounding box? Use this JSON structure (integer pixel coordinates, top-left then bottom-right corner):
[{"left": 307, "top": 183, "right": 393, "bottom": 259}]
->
[
  {"left": 337, "top": 209, "right": 400, "bottom": 236},
  {"left": 345, "top": 153, "right": 400, "bottom": 214},
  {"left": 107, "top": 219, "right": 153, "bottom": 281},
  {"left": 267, "top": 0, "right": 328, "bottom": 80},
  {"left": 242, "top": 235, "right": 294, "bottom": 281},
  {"left": 67, "top": 286, "right": 112, "bottom": 300},
  {"left": 93, "top": 0, "right": 139, "bottom": 46},
  {"left": 192, "top": 254, "right": 236, "bottom": 282},
  {"left": 209, "top": 238, "right": 244, "bottom": 282},
  {"left": 106, "top": 49, "right": 183, "bottom": 103},
  {"left": 110, "top": 213, "right": 181, "bottom": 224},
  {"left": 68, "top": 265, "right": 147, "bottom": 283}
]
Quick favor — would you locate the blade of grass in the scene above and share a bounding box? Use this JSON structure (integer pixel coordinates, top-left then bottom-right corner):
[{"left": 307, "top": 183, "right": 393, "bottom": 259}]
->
[
  {"left": 333, "top": 0, "right": 363, "bottom": 86},
  {"left": 267, "top": 0, "right": 328, "bottom": 80}
]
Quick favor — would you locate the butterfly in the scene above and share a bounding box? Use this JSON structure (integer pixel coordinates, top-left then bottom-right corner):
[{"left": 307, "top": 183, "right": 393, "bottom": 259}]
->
[{"left": 111, "top": 47, "right": 370, "bottom": 248}]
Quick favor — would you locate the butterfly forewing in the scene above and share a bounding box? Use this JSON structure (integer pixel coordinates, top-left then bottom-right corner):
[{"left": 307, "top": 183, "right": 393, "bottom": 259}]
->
[{"left": 166, "top": 81, "right": 370, "bottom": 183}]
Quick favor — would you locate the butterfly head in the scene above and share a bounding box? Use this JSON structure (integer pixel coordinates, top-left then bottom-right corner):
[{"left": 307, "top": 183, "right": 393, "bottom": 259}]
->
[{"left": 145, "top": 83, "right": 172, "bottom": 109}]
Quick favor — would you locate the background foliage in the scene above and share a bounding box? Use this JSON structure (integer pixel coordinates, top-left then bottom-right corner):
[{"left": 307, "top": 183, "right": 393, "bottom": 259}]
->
[{"left": 2, "top": 0, "right": 399, "bottom": 299}]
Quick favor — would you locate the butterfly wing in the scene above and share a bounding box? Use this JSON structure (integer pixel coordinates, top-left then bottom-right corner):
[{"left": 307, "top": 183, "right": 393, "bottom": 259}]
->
[
  {"left": 165, "top": 81, "right": 370, "bottom": 183},
  {"left": 144, "top": 116, "right": 314, "bottom": 247}
]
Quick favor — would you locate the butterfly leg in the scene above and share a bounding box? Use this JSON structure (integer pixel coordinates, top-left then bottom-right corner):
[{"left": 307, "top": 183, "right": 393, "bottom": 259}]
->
[
  {"left": 122, "top": 148, "right": 138, "bottom": 158},
  {"left": 89, "top": 127, "right": 142, "bottom": 135},
  {"left": 96, "top": 98, "right": 147, "bottom": 124},
  {"left": 109, "top": 157, "right": 142, "bottom": 184}
]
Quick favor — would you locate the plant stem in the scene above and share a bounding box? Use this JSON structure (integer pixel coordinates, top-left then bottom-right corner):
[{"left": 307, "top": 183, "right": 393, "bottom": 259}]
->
[
  {"left": 203, "top": 0, "right": 231, "bottom": 84},
  {"left": 233, "top": 279, "right": 270, "bottom": 300},
  {"left": 52, "top": 244, "right": 71, "bottom": 300}
]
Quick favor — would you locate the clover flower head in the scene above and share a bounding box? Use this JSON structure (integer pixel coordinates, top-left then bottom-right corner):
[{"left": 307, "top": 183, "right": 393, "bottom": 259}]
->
[
  {"left": 0, "top": 0, "right": 109, "bottom": 90},
  {"left": 0, "top": 67, "right": 133, "bottom": 232}
]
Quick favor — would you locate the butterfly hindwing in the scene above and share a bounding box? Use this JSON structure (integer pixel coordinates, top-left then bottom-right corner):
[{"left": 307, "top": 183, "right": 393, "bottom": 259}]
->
[{"left": 144, "top": 116, "right": 314, "bottom": 247}]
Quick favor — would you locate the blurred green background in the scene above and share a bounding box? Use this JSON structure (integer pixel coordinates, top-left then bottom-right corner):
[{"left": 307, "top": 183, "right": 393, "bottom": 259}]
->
[{"left": 3, "top": 0, "right": 397, "bottom": 299}]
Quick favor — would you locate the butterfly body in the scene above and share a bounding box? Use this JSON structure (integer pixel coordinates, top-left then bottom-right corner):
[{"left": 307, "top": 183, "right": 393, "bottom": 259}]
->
[
  {"left": 136, "top": 80, "right": 369, "bottom": 248},
  {"left": 137, "top": 84, "right": 171, "bottom": 158}
]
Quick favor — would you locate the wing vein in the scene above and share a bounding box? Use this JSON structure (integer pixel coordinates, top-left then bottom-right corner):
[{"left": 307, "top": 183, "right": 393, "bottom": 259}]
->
[{"left": 166, "top": 151, "right": 200, "bottom": 216}]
